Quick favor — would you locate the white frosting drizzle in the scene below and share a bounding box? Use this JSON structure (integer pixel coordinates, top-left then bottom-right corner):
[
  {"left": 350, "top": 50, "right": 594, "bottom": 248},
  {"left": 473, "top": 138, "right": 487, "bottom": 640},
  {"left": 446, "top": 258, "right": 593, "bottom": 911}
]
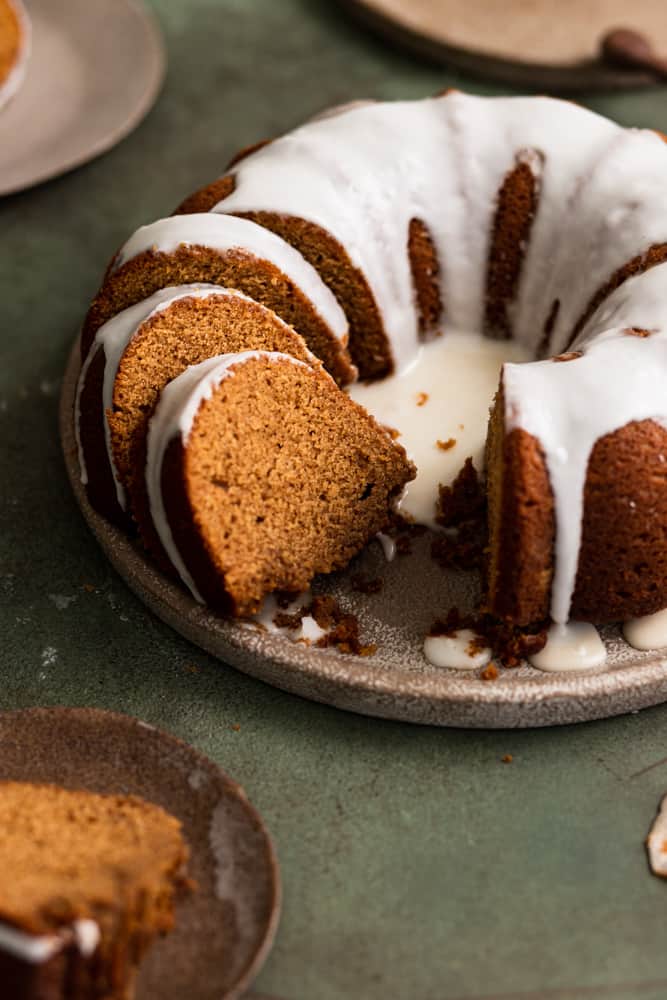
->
[
  {"left": 349, "top": 330, "right": 530, "bottom": 526},
  {"left": 0, "top": 918, "right": 99, "bottom": 964},
  {"left": 146, "top": 351, "right": 309, "bottom": 603},
  {"left": 504, "top": 330, "right": 667, "bottom": 624},
  {"left": 529, "top": 622, "right": 607, "bottom": 672},
  {"left": 624, "top": 609, "right": 667, "bottom": 651},
  {"left": 423, "top": 631, "right": 492, "bottom": 670},
  {"left": 647, "top": 794, "right": 667, "bottom": 878},
  {"left": 76, "top": 284, "right": 248, "bottom": 506},
  {"left": 214, "top": 94, "right": 623, "bottom": 366},
  {"left": 376, "top": 532, "right": 396, "bottom": 562},
  {"left": 112, "top": 214, "right": 348, "bottom": 344},
  {"left": 0, "top": 0, "right": 31, "bottom": 111}
]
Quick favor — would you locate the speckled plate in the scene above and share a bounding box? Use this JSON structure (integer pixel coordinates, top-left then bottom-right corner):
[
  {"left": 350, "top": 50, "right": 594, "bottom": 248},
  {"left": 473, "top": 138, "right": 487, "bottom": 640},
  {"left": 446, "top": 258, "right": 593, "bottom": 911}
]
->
[
  {"left": 61, "top": 341, "right": 667, "bottom": 729},
  {"left": 0, "top": 0, "right": 165, "bottom": 196},
  {"left": 0, "top": 707, "right": 280, "bottom": 1000}
]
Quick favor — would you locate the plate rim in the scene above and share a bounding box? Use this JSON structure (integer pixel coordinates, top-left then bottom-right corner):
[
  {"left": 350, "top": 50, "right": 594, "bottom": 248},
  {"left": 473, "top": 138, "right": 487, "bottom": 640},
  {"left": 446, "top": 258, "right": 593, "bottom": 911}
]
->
[
  {"left": 0, "top": 0, "right": 166, "bottom": 197},
  {"left": 0, "top": 704, "right": 282, "bottom": 1000},
  {"left": 60, "top": 338, "right": 667, "bottom": 729}
]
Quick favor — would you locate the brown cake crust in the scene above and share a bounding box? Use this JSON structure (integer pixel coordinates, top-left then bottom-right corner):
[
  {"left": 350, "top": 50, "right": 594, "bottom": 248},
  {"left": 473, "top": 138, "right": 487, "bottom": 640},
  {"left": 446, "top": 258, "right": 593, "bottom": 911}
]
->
[
  {"left": 486, "top": 385, "right": 667, "bottom": 625},
  {"left": 104, "top": 294, "right": 318, "bottom": 556},
  {"left": 76, "top": 347, "right": 128, "bottom": 527},
  {"left": 174, "top": 175, "right": 394, "bottom": 380},
  {"left": 80, "top": 245, "right": 355, "bottom": 387},
  {"left": 407, "top": 217, "right": 441, "bottom": 336},
  {"left": 485, "top": 153, "right": 541, "bottom": 339},
  {"left": 484, "top": 389, "right": 555, "bottom": 624},
  {"left": 159, "top": 357, "right": 415, "bottom": 615}
]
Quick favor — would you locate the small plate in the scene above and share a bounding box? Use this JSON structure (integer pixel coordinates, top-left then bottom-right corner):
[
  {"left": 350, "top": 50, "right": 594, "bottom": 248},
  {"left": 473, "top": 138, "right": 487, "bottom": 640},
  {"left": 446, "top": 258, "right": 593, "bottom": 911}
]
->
[
  {"left": 61, "top": 341, "right": 667, "bottom": 729},
  {"left": 0, "top": 0, "right": 165, "bottom": 196},
  {"left": 0, "top": 707, "right": 281, "bottom": 1000}
]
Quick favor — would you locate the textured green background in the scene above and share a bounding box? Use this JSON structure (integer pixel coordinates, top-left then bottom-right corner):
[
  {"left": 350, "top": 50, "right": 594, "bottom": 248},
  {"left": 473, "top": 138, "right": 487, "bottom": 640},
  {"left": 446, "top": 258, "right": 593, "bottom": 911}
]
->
[{"left": 3, "top": 2, "right": 667, "bottom": 997}]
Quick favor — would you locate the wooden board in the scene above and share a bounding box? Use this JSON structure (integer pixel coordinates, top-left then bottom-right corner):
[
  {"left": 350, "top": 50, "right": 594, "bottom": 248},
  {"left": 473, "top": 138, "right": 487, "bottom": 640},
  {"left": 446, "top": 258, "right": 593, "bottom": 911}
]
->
[{"left": 339, "top": 0, "right": 667, "bottom": 90}]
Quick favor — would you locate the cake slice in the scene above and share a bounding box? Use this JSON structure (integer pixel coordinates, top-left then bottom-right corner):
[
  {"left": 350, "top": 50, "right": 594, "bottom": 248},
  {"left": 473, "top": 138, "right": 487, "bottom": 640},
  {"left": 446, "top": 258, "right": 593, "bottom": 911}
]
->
[
  {"left": 0, "top": 781, "right": 191, "bottom": 1000},
  {"left": 146, "top": 351, "right": 415, "bottom": 615},
  {"left": 76, "top": 284, "right": 320, "bottom": 543},
  {"left": 80, "top": 214, "right": 355, "bottom": 387}
]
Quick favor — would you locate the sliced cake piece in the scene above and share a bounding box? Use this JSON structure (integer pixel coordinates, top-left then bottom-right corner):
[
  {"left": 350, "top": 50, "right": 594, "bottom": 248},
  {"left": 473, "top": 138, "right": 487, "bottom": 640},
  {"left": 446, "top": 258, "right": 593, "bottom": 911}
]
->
[
  {"left": 76, "top": 285, "right": 319, "bottom": 543},
  {"left": 80, "top": 214, "right": 355, "bottom": 387},
  {"left": 146, "top": 351, "right": 415, "bottom": 616},
  {"left": 0, "top": 781, "right": 191, "bottom": 1000}
]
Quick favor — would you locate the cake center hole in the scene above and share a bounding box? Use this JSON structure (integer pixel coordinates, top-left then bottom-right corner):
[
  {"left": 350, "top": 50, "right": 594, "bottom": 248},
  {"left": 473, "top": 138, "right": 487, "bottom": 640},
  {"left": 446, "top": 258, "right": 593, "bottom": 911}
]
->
[{"left": 348, "top": 330, "right": 531, "bottom": 527}]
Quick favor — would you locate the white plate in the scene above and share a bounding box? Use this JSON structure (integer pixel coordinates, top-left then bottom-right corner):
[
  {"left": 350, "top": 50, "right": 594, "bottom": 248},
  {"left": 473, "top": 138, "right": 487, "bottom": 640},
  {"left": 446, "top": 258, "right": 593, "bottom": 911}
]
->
[{"left": 0, "top": 0, "right": 165, "bottom": 196}]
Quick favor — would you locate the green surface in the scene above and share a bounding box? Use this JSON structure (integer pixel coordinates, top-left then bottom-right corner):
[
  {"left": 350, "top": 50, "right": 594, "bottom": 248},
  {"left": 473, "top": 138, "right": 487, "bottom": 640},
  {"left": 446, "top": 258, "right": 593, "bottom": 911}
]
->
[{"left": 3, "top": 1, "right": 667, "bottom": 997}]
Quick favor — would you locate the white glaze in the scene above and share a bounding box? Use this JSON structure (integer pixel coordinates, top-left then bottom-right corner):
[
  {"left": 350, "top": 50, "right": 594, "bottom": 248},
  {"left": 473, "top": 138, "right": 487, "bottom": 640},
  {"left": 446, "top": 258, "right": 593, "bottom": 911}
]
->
[
  {"left": 215, "top": 94, "right": 622, "bottom": 367},
  {"left": 0, "top": 918, "right": 99, "bottom": 964},
  {"left": 376, "top": 532, "right": 396, "bottom": 562},
  {"left": 349, "top": 330, "right": 530, "bottom": 526},
  {"left": 529, "top": 623, "right": 607, "bottom": 672},
  {"left": 146, "top": 351, "right": 309, "bottom": 603},
  {"left": 0, "top": 922, "right": 63, "bottom": 963},
  {"left": 647, "top": 794, "right": 667, "bottom": 878},
  {"left": 623, "top": 609, "right": 667, "bottom": 651},
  {"left": 113, "top": 213, "right": 348, "bottom": 344},
  {"left": 0, "top": 0, "right": 31, "bottom": 111},
  {"left": 423, "top": 630, "right": 492, "bottom": 670},
  {"left": 76, "top": 284, "right": 252, "bottom": 507},
  {"left": 504, "top": 331, "right": 667, "bottom": 624}
]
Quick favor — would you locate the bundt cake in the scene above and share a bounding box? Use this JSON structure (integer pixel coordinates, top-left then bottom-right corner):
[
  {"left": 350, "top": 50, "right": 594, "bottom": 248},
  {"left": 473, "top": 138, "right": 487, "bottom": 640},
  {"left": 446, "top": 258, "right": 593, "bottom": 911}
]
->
[
  {"left": 76, "top": 91, "right": 667, "bottom": 666},
  {"left": 145, "top": 350, "right": 414, "bottom": 615},
  {"left": 0, "top": 0, "right": 28, "bottom": 110},
  {"left": 0, "top": 781, "right": 191, "bottom": 1000}
]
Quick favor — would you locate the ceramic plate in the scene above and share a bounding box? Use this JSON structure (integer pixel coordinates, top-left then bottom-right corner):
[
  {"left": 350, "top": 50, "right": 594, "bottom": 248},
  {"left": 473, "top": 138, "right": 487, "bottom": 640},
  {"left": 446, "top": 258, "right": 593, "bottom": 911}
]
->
[
  {"left": 0, "top": 706, "right": 281, "bottom": 1000},
  {"left": 0, "top": 0, "right": 165, "bottom": 196},
  {"left": 338, "top": 0, "right": 665, "bottom": 91},
  {"left": 61, "top": 342, "right": 667, "bottom": 729}
]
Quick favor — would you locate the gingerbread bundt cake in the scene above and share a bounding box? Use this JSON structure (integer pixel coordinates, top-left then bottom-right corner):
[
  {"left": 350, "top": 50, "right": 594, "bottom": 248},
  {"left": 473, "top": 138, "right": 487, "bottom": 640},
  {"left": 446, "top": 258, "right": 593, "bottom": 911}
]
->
[
  {"left": 0, "top": 0, "right": 29, "bottom": 110},
  {"left": 0, "top": 781, "right": 190, "bottom": 1000},
  {"left": 76, "top": 91, "right": 667, "bottom": 664}
]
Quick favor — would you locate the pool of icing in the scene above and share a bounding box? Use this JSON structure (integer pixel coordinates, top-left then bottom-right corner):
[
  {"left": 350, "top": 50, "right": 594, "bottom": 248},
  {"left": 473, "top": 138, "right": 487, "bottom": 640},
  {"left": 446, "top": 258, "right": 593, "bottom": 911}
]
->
[{"left": 348, "top": 330, "right": 530, "bottom": 527}]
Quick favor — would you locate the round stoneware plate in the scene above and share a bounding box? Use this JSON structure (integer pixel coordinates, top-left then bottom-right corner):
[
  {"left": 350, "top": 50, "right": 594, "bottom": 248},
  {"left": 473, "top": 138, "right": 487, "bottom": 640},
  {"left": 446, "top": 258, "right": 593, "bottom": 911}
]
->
[
  {"left": 0, "top": 0, "right": 165, "bottom": 196},
  {"left": 338, "top": 0, "right": 666, "bottom": 91},
  {"left": 0, "top": 707, "right": 281, "bottom": 1000},
  {"left": 61, "top": 341, "right": 667, "bottom": 729}
]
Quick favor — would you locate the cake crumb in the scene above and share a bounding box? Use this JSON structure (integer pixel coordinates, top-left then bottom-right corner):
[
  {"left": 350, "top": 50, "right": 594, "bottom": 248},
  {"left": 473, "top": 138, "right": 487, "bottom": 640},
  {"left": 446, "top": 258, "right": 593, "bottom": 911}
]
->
[
  {"left": 502, "top": 754, "right": 513, "bottom": 764},
  {"left": 481, "top": 663, "right": 499, "bottom": 681},
  {"left": 81, "top": 582, "right": 96, "bottom": 593},
  {"left": 416, "top": 392, "right": 429, "bottom": 407},
  {"left": 183, "top": 662, "right": 200, "bottom": 675},
  {"left": 351, "top": 573, "right": 383, "bottom": 595},
  {"left": 231, "top": 723, "right": 241, "bottom": 732},
  {"left": 429, "top": 608, "right": 548, "bottom": 668},
  {"left": 437, "top": 438, "right": 456, "bottom": 451}
]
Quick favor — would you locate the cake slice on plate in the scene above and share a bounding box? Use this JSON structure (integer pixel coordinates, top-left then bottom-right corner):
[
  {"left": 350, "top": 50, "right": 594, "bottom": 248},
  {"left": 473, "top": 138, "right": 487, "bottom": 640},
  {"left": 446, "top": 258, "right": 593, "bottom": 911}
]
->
[{"left": 0, "top": 781, "right": 192, "bottom": 1000}]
